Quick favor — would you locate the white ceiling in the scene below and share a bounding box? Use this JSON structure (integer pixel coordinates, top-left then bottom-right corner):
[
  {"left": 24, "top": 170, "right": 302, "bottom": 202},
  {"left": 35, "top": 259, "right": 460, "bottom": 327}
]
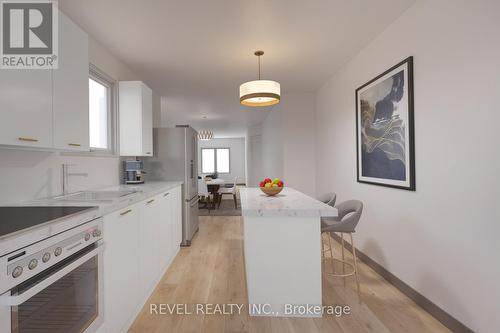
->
[{"left": 60, "top": 0, "right": 415, "bottom": 137}]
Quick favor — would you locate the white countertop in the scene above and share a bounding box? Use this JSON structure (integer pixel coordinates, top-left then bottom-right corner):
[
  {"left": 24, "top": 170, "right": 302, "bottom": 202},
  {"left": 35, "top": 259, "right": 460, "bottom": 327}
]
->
[
  {"left": 0, "top": 181, "right": 183, "bottom": 254},
  {"left": 20, "top": 181, "right": 184, "bottom": 216},
  {"left": 239, "top": 187, "right": 338, "bottom": 218}
]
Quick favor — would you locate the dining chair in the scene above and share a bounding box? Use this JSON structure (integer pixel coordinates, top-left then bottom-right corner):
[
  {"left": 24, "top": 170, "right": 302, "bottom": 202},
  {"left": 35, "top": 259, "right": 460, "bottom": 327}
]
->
[
  {"left": 217, "top": 177, "right": 238, "bottom": 209},
  {"left": 321, "top": 200, "right": 363, "bottom": 294},
  {"left": 198, "top": 178, "right": 212, "bottom": 211}
]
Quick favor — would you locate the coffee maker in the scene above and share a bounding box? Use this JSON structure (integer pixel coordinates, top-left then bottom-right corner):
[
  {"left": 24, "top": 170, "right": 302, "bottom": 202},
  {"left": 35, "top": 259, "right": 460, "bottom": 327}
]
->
[{"left": 124, "top": 160, "right": 145, "bottom": 184}]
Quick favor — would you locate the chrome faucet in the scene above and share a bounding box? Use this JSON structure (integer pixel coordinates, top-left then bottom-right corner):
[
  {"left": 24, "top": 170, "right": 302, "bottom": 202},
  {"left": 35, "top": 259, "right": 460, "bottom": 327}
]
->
[{"left": 62, "top": 164, "right": 89, "bottom": 195}]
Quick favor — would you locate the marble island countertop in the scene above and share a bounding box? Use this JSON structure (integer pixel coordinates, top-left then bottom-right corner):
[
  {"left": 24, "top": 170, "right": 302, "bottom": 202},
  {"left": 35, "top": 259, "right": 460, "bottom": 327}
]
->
[{"left": 239, "top": 187, "right": 337, "bottom": 218}]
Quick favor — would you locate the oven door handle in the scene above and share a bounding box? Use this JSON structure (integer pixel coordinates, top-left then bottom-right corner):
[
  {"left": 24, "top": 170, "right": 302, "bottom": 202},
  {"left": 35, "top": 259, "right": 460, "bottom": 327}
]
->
[{"left": 2, "top": 244, "right": 104, "bottom": 306}]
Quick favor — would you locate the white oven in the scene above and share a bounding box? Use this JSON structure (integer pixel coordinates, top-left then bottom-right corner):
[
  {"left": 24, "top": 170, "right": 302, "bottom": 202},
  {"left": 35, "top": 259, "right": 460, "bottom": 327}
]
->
[{"left": 0, "top": 218, "right": 104, "bottom": 333}]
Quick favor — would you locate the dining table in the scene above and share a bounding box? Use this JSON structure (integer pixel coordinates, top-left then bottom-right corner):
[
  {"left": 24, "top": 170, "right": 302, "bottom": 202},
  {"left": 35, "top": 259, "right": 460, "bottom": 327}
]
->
[{"left": 204, "top": 178, "right": 225, "bottom": 209}]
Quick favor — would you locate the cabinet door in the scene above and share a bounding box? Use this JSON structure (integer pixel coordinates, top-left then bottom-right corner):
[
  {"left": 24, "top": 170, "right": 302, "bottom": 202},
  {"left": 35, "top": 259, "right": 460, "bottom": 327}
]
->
[
  {"left": 53, "top": 12, "right": 89, "bottom": 151},
  {"left": 103, "top": 205, "right": 140, "bottom": 333},
  {"left": 0, "top": 70, "right": 52, "bottom": 148},
  {"left": 139, "top": 195, "right": 162, "bottom": 297},
  {"left": 119, "top": 81, "right": 153, "bottom": 157},
  {"left": 119, "top": 81, "right": 142, "bottom": 156},
  {"left": 158, "top": 191, "right": 173, "bottom": 269},
  {"left": 141, "top": 84, "right": 153, "bottom": 156}
]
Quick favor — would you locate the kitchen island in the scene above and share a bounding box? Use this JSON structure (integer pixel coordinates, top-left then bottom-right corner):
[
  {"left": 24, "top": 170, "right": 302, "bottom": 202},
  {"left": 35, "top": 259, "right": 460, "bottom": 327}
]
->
[{"left": 239, "top": 187, "right": 338, "bottom": 317}]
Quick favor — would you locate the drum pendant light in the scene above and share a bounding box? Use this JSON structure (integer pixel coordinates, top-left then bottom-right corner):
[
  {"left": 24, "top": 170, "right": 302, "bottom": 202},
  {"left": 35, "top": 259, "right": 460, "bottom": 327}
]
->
[
  {"left": 198, "top": 130, "right": 213, "bottom": 141},
  {"left": 240, "top": 50, "right": 280, "bottom": 107}
]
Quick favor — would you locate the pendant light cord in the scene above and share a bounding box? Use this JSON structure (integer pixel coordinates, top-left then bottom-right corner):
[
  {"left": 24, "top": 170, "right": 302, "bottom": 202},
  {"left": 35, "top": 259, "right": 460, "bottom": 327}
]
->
[
  {"left": 258, "top": 55, "right": 261, "bottom": 80},
  {"left": 254, "top": 50, "right": 264, "bottom": 80}
]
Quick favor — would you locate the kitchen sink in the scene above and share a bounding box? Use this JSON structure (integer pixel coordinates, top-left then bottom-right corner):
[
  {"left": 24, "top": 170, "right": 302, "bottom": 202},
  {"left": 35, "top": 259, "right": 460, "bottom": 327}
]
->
[{"left": 54, "top": 190, "right": 138, "bottom": 201}]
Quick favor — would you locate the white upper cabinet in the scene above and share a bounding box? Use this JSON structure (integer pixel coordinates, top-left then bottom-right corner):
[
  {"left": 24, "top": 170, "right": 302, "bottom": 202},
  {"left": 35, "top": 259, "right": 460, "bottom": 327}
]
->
[
  {"left": 0, "top": 66, "right": 53, "bottom": 148},
  {"left": 141, "top": 84, "right": 153, "bottom": 156},
  {"left": 0, "top": 10, "right": 89, "bottom": 151},
  {"left": 119, "top": 81, "right": 153, "bottom": 156},
  {"left": 53, "top": 11, "right": 89, "bottom": 151}
]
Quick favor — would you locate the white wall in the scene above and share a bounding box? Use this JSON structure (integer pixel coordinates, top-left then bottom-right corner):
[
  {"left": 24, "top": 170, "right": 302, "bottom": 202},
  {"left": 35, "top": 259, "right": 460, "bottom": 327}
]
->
[
  {"left": 89, "top": 37, "right": 162, "bottom": 128},
  {"left": 246, "top": 124, "right": 263, "bottom": 187},
  {"left": 314, "top": 1, "right": 500, "bottom": 332},
  {"left": 261, "top": 107, "right": 284, "bottom": 179},
  {"left": 0, "top": 34, "right": 159, "bottom": 204},
  {"left": 198, "top": 138, "right": 246, "bottom": 184},
  {"left": 281, "top": 93, "right": 316, "bottom": 196},
  {"left": 250, "top": 93, "right": 316, "bottom": 195}
]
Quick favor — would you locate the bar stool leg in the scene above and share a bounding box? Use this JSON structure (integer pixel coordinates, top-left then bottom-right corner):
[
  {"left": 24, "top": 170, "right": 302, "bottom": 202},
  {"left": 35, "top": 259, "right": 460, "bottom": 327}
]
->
[
  {"left": 321, "top": 233, "right": 326, "bottom": 259},
  {"left": 321, "top": 233, "right": 330, "bottom": 260},
  {"left": 350, "top": 233, "right": 360, "bottom": 295},
  {"left": 326, "top": 233, "right": 335, "bottom": 273},
  {"left": 341, "top": 233, "right": 346, "bottom": 286}
]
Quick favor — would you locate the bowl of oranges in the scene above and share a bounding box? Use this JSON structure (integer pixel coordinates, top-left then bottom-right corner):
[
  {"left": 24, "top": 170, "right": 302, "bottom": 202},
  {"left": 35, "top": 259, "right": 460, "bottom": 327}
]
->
[{"left": 259, "top": 178, "right": 284, "bottom": 196}]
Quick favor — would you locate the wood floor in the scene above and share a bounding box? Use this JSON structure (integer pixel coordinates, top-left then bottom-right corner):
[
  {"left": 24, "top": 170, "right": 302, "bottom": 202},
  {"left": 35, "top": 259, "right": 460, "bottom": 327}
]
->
[{"left": 129, "top": 216, "right": 449, "bottom": 333}]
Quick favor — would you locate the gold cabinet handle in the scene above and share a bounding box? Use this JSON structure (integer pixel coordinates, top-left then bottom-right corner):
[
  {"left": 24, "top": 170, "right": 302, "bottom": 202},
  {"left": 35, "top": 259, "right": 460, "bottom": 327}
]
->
[
  {"left": 146, "top": 199, "right": 155, "bottom": 204},
  {"left": 18, "top": 137, "right": 38, "bottom": 142},
  {"left": 120, "top": 209, "right": 132, "bottom": 216},
  {"left": 68, "top": 143, "right": 81, "bottom": 147}
]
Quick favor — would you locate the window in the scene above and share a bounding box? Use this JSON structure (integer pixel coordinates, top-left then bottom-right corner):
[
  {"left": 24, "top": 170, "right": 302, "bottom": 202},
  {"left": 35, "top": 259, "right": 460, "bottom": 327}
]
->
[
  {"left": 89, "top": 78, "right": 108, "bottom": 149},
  {"left": 202, "top": 149, "right": 215, "bottom": 173},
  {"left": 201, "top": 148, "right": 230, "bottom": 174},
  {"left": 89, "top": 65, "right": 116, "bottom": 153},
  {"left": 216, "top": 148, "right": 230, "bottom": 173}
]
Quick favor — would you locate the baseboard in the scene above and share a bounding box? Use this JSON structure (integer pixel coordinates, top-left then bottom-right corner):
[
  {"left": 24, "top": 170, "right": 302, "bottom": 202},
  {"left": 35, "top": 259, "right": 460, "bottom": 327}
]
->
[{"left": 329, "top": 233, "right": 474, "bottom": 333}]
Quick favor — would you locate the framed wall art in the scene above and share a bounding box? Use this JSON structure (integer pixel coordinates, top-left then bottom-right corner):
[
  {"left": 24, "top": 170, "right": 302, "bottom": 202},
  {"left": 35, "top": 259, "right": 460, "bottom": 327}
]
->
[{"left": 355, "top": 57, "right": 415, "bottom": 191}]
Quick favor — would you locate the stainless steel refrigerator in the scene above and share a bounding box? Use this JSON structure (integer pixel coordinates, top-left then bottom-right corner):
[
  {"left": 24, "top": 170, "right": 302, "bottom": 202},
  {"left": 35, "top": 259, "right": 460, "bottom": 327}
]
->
[{"left": 143, "top": 126, "right": 199, "bottom": 246}]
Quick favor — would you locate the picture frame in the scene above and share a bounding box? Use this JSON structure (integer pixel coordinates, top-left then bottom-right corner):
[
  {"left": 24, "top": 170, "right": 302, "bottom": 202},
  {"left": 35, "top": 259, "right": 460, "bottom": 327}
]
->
[{"left": 355, "top": 56, "right": 415, "bottom": 191}]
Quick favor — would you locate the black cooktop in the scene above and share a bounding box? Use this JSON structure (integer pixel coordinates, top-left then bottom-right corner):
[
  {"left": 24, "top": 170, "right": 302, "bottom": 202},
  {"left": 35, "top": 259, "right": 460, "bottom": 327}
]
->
[{"left": 0, "top": 206, "right": 96, "bottom": 238}]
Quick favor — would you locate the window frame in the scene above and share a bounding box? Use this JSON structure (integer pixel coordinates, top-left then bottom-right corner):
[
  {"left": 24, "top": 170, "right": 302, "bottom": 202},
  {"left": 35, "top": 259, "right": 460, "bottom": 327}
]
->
[
  {"left": 201, "top": 147, "right": 231, "bottom": 174},
  {"left": 88, "top": 64, "right": 117, "bottom": 156}
]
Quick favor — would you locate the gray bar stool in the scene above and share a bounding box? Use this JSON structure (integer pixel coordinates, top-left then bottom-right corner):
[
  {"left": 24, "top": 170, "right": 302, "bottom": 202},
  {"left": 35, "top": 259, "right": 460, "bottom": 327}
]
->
[
  {"left": 317, "top": 192, "right": 336, "bottom": 207},
  {"left": 321, "top": 200, "right": 363, "bottom": 294}
]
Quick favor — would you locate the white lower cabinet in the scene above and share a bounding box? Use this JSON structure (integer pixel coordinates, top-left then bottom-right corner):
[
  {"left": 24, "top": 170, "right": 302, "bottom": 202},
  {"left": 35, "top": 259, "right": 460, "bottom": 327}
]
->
[
  {"left": 103, "top": 185, "right": 182, "bottom": 333},
  {"left": 157, "top": 186, "right": 183, "bottom": 268},
  {"left": 103, "top": 204, "right": 141, "bottom": 333},
  {"left": 139, "top": 194, "right": 162, "bottom": 298},
  {"left": 157, "top": 191, "right": 174, "bottom": 269}
]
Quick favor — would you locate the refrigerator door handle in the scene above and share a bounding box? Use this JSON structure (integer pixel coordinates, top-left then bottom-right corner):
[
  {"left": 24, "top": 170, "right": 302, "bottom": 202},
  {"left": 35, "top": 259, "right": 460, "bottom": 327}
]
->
[{"left": 189, "top": 197, "right": 200, "bottom": 207}]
